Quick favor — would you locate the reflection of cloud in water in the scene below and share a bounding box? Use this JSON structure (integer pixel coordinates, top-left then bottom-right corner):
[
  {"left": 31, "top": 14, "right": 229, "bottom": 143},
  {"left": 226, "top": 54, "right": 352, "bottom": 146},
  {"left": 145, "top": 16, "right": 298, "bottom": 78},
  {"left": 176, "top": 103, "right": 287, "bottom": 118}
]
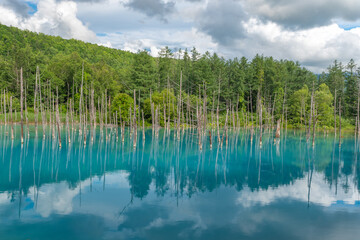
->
[
  {"left": 109, "top": 187, "right": 360, "bottom": 240},
  {"left": 32, "top": 181, "right": 84, "bottom": 217},
  {"left": 0, "top": 192, "right": 11, "bottom": 205},
  {"left": 237, "top": 172, "right": 360, "bottom": 208},
  {"left": 30, "top": 171, "right": 130, "bottom": 218},
  {"left": 0, "top": 171, "right": 131, "bottom": 222},
  {"left": 1, "top": 170, "right": 360, "bottom": 239}
]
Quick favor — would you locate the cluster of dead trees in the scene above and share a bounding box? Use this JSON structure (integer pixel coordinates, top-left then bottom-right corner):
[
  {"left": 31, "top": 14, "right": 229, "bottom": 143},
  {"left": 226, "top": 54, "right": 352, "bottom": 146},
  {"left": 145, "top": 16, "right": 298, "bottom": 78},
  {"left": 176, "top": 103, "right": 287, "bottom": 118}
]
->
[{"left": 0, "top": 67, "right": 345, "bottom": 150}]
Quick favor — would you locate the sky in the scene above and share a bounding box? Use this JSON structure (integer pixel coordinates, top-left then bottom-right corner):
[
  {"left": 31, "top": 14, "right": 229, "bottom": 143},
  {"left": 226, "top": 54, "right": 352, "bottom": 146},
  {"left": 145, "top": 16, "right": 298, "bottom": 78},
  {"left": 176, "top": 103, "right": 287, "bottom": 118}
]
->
[{"left": 1, "top": 0, "right": 360, "bottom": 73}]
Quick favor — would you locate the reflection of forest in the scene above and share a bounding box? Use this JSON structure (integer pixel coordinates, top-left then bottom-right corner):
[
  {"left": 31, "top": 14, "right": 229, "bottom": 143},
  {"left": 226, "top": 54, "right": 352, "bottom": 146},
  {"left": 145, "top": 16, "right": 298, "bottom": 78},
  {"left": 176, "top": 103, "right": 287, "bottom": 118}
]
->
[{"left": 0, "top": 128, "right": 359, "bottom": 200}]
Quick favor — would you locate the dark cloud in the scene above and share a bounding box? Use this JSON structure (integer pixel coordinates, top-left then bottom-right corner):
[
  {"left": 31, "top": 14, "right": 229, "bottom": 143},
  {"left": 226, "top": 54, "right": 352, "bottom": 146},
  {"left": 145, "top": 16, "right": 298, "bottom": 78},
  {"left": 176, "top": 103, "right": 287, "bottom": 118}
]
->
[
  {"left": 125, "top": 0, "right": 175, "bottom": 22},
  {"left": 245, "top": 0, "right": 360, "bottom": 29},
  {"left": 196, "top": 0, "right": 247, "bottom": 46},
  {"left": 1, "top": 0, "right": 30, "bottom": 17}
]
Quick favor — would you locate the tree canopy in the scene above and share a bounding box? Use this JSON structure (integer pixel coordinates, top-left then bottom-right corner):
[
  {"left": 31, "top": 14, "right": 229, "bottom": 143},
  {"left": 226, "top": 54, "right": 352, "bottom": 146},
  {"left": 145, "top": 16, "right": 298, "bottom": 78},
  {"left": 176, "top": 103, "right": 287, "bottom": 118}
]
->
[{"left": 0, "top": 24, "right": 359, "bottom": 129}]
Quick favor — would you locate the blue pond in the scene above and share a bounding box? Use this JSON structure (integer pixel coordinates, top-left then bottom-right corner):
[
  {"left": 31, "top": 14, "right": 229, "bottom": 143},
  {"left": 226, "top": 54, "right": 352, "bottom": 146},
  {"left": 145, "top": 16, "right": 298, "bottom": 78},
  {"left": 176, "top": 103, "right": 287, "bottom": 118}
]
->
[{"left": 0, "top": 125, "right": 360, "bottom": 240}]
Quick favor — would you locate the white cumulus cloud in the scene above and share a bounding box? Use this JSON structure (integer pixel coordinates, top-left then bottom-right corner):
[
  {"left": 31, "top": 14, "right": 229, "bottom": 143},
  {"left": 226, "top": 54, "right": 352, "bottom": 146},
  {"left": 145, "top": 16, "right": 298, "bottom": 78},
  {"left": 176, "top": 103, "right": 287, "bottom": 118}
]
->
[
  {"left": 1, "top": 0, "right": 360, "bottom": 72},
  {"left": 0, "top": 0, "right": 97, "bottom": 42}
]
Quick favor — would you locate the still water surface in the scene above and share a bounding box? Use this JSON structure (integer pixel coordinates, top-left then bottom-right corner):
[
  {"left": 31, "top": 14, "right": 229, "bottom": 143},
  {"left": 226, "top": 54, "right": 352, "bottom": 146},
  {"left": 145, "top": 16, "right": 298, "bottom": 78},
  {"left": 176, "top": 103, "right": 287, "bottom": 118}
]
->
[{"left": 0, "top": 126, "right": 360, "bottom": 239}]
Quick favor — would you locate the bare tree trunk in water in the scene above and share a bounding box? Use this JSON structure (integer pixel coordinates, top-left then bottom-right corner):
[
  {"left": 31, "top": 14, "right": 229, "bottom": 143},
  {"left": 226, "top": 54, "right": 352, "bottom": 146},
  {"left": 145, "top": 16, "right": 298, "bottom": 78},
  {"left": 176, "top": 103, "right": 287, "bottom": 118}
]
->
[
  {"left": 312, "top": 99, "right": 317, "bottom": 147},
  {"left": 178, "top": 71, "right": 182, "bottom": 140},
  {"left": 56, "top": 87, "right": 61, "bottom": 148},
  {"left": 339, "top": 97, "right": 342, "bottom": 148},
  {"left": 3, "top": 89, "right": 6, "bottom": 126},
  {"left": 150, "top": 90, "right": 154, "bottom": 132},
  {"left": 20, "top": 68, "right": 24, "bottom": 144},
  {"left": 307, "top": 87, "right": 314, "bottom": 142},
  {"left": 197, "top": 100, "right": 202, "bottom": 150},
  {"left": 142, "top": 110, "right": 145, "bottom": 142},
  {"left": 10, "top": 97, "right": 13, "bottom": 140},
  {"left": 357, "top": 81, "right": 360, "bottom": 137},
  {"left": 34, "top": 66, "right": 39, "bottom": 130},
  {"left": 282, "top": 85, "right": 287, "bottom": 129},
  {"left": 24, "top": 79, "right": 29, "bottom": 138},
  {"left": 275, "top": 119, "right": 281, "bottom": 140},
  {"left": 67, "top": 100, "right": 71, "bottom": 143},
  {"left": 259, "top": 97, "right": 263, "bottom": 147},
  {"left": 79, "top": 62, "right": 84, "bottom": 136},
  {"left": 216, "top": 106, "right": 220, "bottom": 145},
  {"left": 334, "top": 90, "right": 337, "bottom": 136},
  {"left": 250, "top": 85, "right": 253, "bottom": 131},
  {"left": 133, "top": 90, "right": 137, "bottom": 149},
  {"left": 39, "top": 75, "right": 46, "bottom": 139}
]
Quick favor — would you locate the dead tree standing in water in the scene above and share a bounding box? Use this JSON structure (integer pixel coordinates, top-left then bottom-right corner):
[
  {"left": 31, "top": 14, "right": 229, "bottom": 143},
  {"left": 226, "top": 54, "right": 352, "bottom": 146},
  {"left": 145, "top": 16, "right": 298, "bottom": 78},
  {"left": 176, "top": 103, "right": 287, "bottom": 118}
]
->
[
  {"left": 142, "top": 110, "right": 145, "bottom": 142},
  {"left": 275, "top": 119, "right": 281, "bottom": 143},
  {"left": 312, "top": 98, "right": 317, "bottom": 147},
  {"left": 20, "top": 68, "right": 24, "bottom": 144},
  {"left": 177, "top": 71, "right": 182, "bottom": 140},
  {"left": 39, "top": 76, "right": 46, "bottom": 139},
  {"left": 10, "top": 96, "right": 13, "bottom": 140},
  {"left": 259, "top": 96, "right": 263, "bottom": 147},
  {"left": 79, "top": 62, "right": 84, "bottom": 136},
  {"left": 34, "top": 66, "right": 39, "bottom": 131},
  {"left": 357, "top": 79, "right": 360, "bottom": 137},
  {"left": 23, "top": 76, "right": 29, "bottom": 138},
  {"left": 3, "top": 89, "right": 6, "bottom": 126},
  {"left": 133, "top": 90, "right": 137, "bottom": 149},
  {"left": 339, "top": 97, "right": 342, "bottom": 147},
  {"left": 56, "top": 87, "right": 62, "bottom": 148},
  {"left": 282, "top": 85, "right": 287, "bottom": 129},
  {"left": 66, "top": 99, "right": 71, "bottom": 143},
  {"left": 334, "top": 90, "right": 337, "bottom": 137},
  {"left": 307, "top": 86, "right": 314, "bottom": 142}
]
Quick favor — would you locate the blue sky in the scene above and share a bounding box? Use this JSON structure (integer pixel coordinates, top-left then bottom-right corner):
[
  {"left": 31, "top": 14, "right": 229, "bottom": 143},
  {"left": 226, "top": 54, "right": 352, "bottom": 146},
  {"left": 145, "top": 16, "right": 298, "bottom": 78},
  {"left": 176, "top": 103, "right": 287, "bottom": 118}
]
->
[
  {"left": 25, "top": 1, "right": 37, "bottom": 14},
  {"left": 1, "top": 0, "right": 360, "bottom": 73}
]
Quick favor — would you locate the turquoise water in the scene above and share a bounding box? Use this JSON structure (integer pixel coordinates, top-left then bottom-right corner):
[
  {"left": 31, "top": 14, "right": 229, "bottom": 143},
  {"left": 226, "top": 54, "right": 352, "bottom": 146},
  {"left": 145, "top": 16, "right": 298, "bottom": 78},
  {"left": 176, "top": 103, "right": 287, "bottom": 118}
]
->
[{"left": 1, "top": 125, "right": 360, "bottom": 240}]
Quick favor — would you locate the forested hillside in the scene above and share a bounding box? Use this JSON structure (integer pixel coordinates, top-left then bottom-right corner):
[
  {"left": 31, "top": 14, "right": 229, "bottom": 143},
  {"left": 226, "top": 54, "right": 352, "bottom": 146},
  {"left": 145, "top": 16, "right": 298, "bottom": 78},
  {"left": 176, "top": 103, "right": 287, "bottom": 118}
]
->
[{"left": 0, "top": 23, "right": 358, "bottom": 130}]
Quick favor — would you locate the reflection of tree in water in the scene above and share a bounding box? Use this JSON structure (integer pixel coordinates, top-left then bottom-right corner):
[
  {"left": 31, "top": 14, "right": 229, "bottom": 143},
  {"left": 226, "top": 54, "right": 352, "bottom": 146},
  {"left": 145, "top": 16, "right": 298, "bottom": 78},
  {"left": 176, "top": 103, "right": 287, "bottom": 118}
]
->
[
  {"left": 356, "top": 147, "right": 360, "bottom": 192},
  {"left": 154, "top": 165, "right": 169, "bottom": 196},
  {"left": 323, "top": 137, "right": 358, "bottom": 194},
  {"left": 1, "top": 129, "right": 360, "bottom": 201},
  {"left": 128, "top": 167, "right": 152, "bottom": 199},
  {"left": 340, "top": 139, "right": 357, "bottom": 193},
  {"left": 324, "top": 139, "right": 340, "bottom": 189}
]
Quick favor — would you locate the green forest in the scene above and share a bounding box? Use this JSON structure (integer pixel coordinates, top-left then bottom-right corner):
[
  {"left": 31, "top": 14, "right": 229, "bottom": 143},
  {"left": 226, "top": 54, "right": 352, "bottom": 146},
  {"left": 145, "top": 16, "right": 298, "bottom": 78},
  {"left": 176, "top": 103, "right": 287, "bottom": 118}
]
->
[{"left": 0, "top": 23, "right": 358, "bottom": 132}]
